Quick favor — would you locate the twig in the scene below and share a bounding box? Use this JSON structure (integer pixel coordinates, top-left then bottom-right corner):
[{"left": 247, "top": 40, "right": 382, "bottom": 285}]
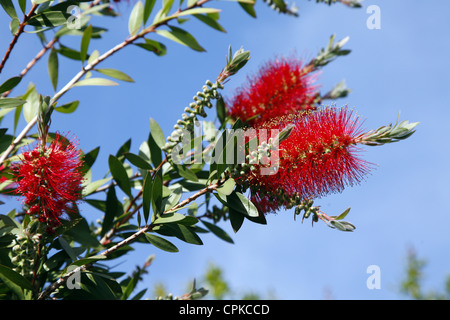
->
[
  {"left": 0, "top": 3, "right": 38, "bottom": 74},
  {"left": 37, "top": 180, "right": 220, "bottom": 300},
  {"left": 0, "top": 0, "right": 212, "bottom": 165},
  {"left": 1, "top": 38, "right": 58, "bottom": 98},
  {"left": 99, "top": 157, "right": 168, "bottom": 245}
]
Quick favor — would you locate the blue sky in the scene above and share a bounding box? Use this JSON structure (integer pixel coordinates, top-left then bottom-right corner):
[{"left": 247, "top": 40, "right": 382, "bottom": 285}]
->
[{"left": 1, "top": 0, "right": 449, "bottom": 299}]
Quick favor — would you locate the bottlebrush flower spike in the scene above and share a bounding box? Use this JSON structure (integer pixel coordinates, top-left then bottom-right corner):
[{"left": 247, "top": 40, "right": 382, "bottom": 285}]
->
[
  {"left": 227, "top": 57, "right": 319, "bottom": 127},
  {"left": 12, "top": 133, "right": 84, "bottom": 230},
  {"left": 237, "top": 106, "right": 371, "bottom": 214}
]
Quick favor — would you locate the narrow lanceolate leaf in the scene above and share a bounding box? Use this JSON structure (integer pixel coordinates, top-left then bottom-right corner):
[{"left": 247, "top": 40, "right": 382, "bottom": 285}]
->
[
  {"left": 128, "top": 1, "right": 144, "bottom": 36},
  {"left": 193, "top": 13, "right": 226, "bottom": 33},
  {"left": 9, "top": 17, "right": 19, "bottom": 35},
  {"left": 202, "top": 220, "right": 234, "bottom": 244},
  {"left": 0, "top": 98, "right": 26, "bottom": 108},
  {"left": 155, "top": 26, "right": 205, "bottom": 52},
  {"left": 149, "top": 118, "right": 165, "bottom": 149},
  {"left": 143, "top": 0, "right": 156, "bottom": 23},
  {"left": 27, "top": 11, "right": 70, "bottom": 28},
  {"left": 135, "top": 39, "right": 167, "bottom": 56},
  {"left": 153, "top": 211, "right": 186, "bottom": 225},
  {"left": 0, "top": 76, "right": 21, "bottom": 94},
  {"left": 101, "top": 185, "right": 119, "bottom": 236},
  {"left": 80, "top": 25, "right": 93, "bottom": 64},
  {"left": 73, "top": 78, "right": 119, "bottom": 87},
  {"left": 67, "top": 255, "right": 107, "bottom": 269},
  {"left": 0, "top": 0, "right": 17, "bottom": 19},
  {"left": 54, "top": 100, "right": 79, "bottom": 114},
  {"left": 17, "top": 0, "right": 25, "bottom": 13},
  {"left": 144, "top": 233, "right": 179, "bottom": 252},
  {"left": 332, "top": 207, "right": 351, "bottom": 220},
  {"left": 108, "top": 155, "right": 132, "bottom": 198},
  {"left": 216, "top": 178, "right": 235, "bottom": 196},
  {"left": 124, "top": 152, "right": 152, "bottom": 170},
  {"left": 238, "top": 0, "right": 256, "bottom": 18},
  {"left": 82, "top": 177, "right": 111, "bottom": 197},
  {"left": 96, "top": 69, "right": 135, "bottom": 83},
  {"left": 0, "top": 264, "right": 33, "bottom": 291},
  {"left": 153, "top": 0, "right": 175, "bottom": 23},
  {"left": 151, "top": 174, "right": 163, "bottom": 216},
  {"left": 226, "top": 191, "right": 259, "bottom": 218},
  {"left": 48, "top": 48, "right": 59, "bottom": 91},
  {"left": 142, "top": 172, "right": 153, "bottom": 223},
  {"left": 173, "top": 7, "right": 220, "bottom": 19}
]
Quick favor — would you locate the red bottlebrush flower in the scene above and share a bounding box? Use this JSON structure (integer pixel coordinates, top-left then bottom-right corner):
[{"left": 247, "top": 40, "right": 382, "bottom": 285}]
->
[
  {"left": 12, "top": 133, "right": 84, "bottom": 228},
  {"left": 227, "top": 57, "right": 319, "bottom": 127},
  {"left": 237, "top": 107, "right": 371, "bottom": 214}
]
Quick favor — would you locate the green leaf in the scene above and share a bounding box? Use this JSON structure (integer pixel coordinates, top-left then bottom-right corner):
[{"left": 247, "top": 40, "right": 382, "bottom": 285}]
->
[
  {"left": 174, "top": 7, "right": 220, "bottom": 19},
  {"left": 54, "top": 100, "right": 79, "bottom": 114},
  {"left": 115, "top": 138, "right": 132, "bottom": 157},
  {"left": 0, "top": 264, "right": 33, "bottom": 291},
  {"left": 332, "top": 207, "right": 351, "bottom": 220},
  {"left": 156, "top": 26, "right": 205, "bottom": 52},
  {"left": 27, "top": 11, "right": 70, "bottom": 28},
  {"left": 21, "top": 83, "right": 39, "bottom": 123},
  {"left": 82, "top": 177, "right": 111, "bottom": 197},
  {"left": 143, "top": 0, "right": 156, "bottom": 23},
  {"left": 156, "top": 224, "right": 203, "bottom": 245},
  {"left": 151, "top": 174, "right": 163, "bottom": 216},
  {"left": 238, "top": 0, "right": 256, "bottom": 18},
  {"left": 73, "top": 78, "right": 119, "bottom": 87},
  {"left": 67, "top": 255, "right": 107, "bottom": 269},
  {"left": 144, "top": 233, "right": 178, "bottom": 252},
  {"left": 0, "top": 98, "right": 26, "bottom": 109},
  {"left": 58, "top": 236, "right": 78, "bottom": 261},
  {"left": 329, "top": 220, "right": 356, "bottom": 232},
  {"left": 48, "top": 48, "right": 59, "bottom": 91},
  {"left": 149, "top": 118, "right": 165, "bottom": 149},
  {"left": 153, "top": 0, "right": 175, "bottom": 23},
  {"left": 18, "top": 0, "right": 25, "bottom": 13},
  {"left": 57, "top": 45, "right": 86, "bottom": 61},
  {"left": 82, "top": 146, "right": 100, "bottom": 171},
  {"left": 101, "top": 185, "right": 120, "bottom": 236},
  {"left": 0, "top": 76, "right": 21, "bottom": 94},
  {"left": 162, "top": 186, "right": 183, "bottom": 211},
  {"left": 153, "top": 211, "right": 186, "bottom": 225},
  {"left": 129, "top": 0, "right": 144, "bottom": 36},
  {"left": 194, "top": 12, "right": 226, "bottom": 33},
  {"left": 31, "top": 0, "right": 52, "bottom": 4},
  {"left": 108, "top": 155, "right": 132, "bottom": 198},
  {"left": 216, "top": 178, "right": 235, "bottom": 196},
  {"left": 202, "top": 220, "right": 233, "bottom": 244},
  {"left": 96, "top": 68, "right": 135, "bottom": 83},
  {"left": 80, "top": 25, "right": 93, "bottom": 64},
  {"left": 9, "top": 17, "right": 19, "bottom": 35},
  {"left": 226, "top": 191, "right": 259, "bottom": 218},
  {"left": 228, "top": 206, "right": 244, "bottom": 233},
  {"left": 175, "top": 164, "right": 198, "bottom": 182},
  {"left": 135, "top": 38, "right": 167, "bottom": 56},
  {"left": 124, "top": 152, "right": 152, "bottom": 170},
  {"left": 87, "top": 49, "right": 99, "bottom": 65},
  {"left": 0, "top": 0, "right": 17, "bottom": 19},
  {"left": 142, "top": 172, "right": 153, "bottom": 223}
]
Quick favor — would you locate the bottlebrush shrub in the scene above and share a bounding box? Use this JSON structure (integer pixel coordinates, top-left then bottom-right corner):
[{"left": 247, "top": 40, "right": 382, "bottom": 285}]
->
[{"left": 0, "top": 0, "right": 416, "bottom": 301}]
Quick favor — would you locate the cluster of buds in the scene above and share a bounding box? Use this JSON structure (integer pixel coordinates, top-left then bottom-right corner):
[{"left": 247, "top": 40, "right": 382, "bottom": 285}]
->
[
  {"left": 163, "top": 47, "right": 250, "bottom": 161},
  {"left": 10, "top": 233, "right": 41, "bottom": 278},
  {"left": 162, "top": 80, "right": 222, "bottom": 154}
]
